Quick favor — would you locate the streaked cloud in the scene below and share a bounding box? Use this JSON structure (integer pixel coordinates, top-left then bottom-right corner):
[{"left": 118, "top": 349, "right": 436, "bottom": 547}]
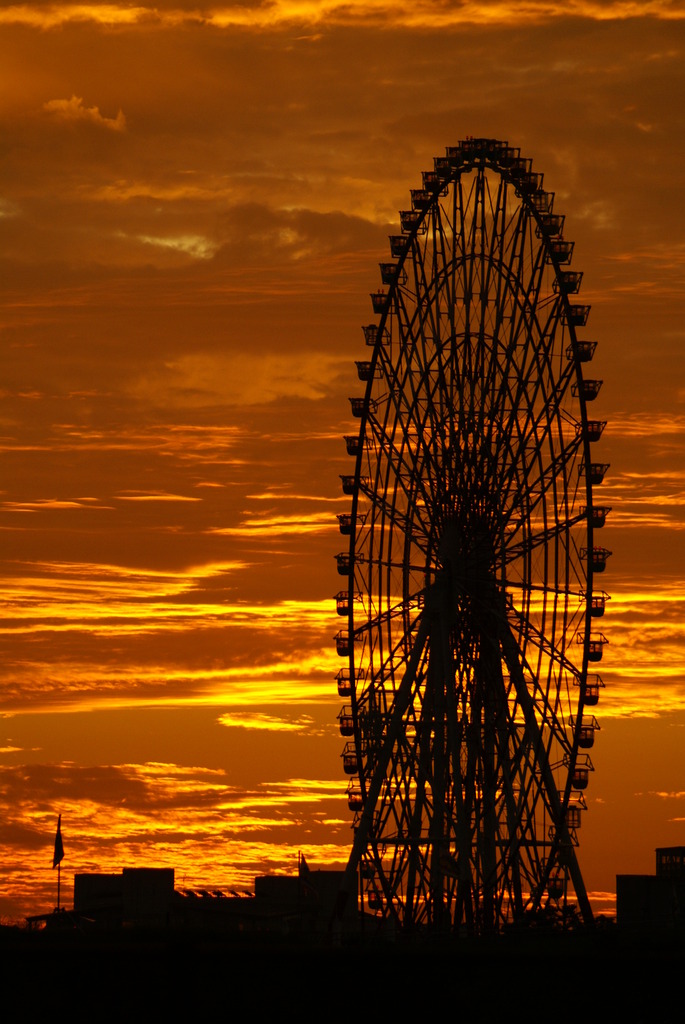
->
[
  {"left": 0, "top": 423, "right": 246, "bottom": 458},
  {"left": 1, "top": 499, "right": 112, "bottom": 512},
  {"left": 210, "top": 512, "right": 336, "bottom": 536},
  {"left": 131, "top": 352, "right": 347, "bottom": 407},
  {"left": 116, "top": 490, "right": 202, "bottom": 502},
  {"left": 135, "top": 233, "right": 220, "bottom": 260},
  {"left": 610, "top": 242, "right": 685, "bottom": 269},
  {"left": 217, "top": 712, "right": 316, "bottom": 732},
  {"left": 0, "top": 199, "right": 20, "bottom": 219},
  {"left": 2, "top": 2, "right": 684, "bottom": 32},
  {"left": 608, "top": 413, "right": 685, "bottom": 438},
  {"left": 0, "top": 5, "right": 150, "bottom": 29},
  {"left": 588, "top": 583, "right": 685, "bottom": 718},
  {"left": 0, "top": 553, "right": 340, "bottom": 712},
  {"left": 43, "top": 95, "right": 125, "bottom": 132}
]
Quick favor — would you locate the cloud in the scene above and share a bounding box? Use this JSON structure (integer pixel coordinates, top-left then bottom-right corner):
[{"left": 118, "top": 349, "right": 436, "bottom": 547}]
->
[
  {"left": 135, "top": 233, "right": 220, "bottom": 260},
  {"left": 0, "top": 553, "right": 340, "bottom": 712},
  {"left": 0, "top": 5, "right": 150, "bottom": 29},
  {"left": 0, "top": 423, "right": 246, "bottom": 458},
  {"left": 2, "top": 2, "right": 684, "bottom": 32},
  {"left": 217, "top": 712, "right": 315, "bottom": 732},
  {"left": 43, "top": 95, "right": 126, "bottom": 132},
  {"left": 1, "top": 499, "right": 111, "bottom": 512},
  {"left": 610, "top": 242, "right": 685, "bottom": 268},
  {"left": 609, "top": 413, "right": 685, "bottom": 438},
  {"left": 130, "top": 351, "right": 347, "bottom": 408},
  {"left": 0, "top": 199, "right": 20, "bottom": 219},
  {"left": 209, "top": 512, "right": 336, "bottom": 537},
  {"left": 116, "top": 490, "right": 202, "bottom": 502}
]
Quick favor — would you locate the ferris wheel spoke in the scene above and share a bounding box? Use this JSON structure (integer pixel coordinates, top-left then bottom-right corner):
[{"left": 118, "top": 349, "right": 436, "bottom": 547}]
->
[
  {"left": 363, "top": 400, "right": 444, "bottom": 538},
  {"left": 502, "top": 510, "right": 586, "bottom": 564},
  {"left": 388, "top": 319, "right": 450, "bottom": 463},
  {"left": 496, "top": 703, "right": 560, "bottom": 851},
  {"left": 356, "top": 480, "right": 431, "bottom": 558},
  {"left": 505, "top": 616, "right": 581, "bottom": 734},
  {"left": 492, "top": 354, "right": 577, "bottom": 503},
  {"left": 497, "top": 631, "right": 571, "bottom": 815},
  {"left": 510, "top": 219, "right": 548, "bottom": 325},
  {"left": 489, "top": 298, "right": 571, "bottom": 408},
  {"left": 497, "top": 426, "right": 583, "bottom": 540},
  {"left": 405, "top": 240, "right": 438, "bottom": 352}
]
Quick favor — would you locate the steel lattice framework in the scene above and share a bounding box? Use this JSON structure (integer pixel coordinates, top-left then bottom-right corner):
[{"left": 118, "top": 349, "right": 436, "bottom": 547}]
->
[{"left": 334, "top": 138, "right": 610, "bottom": 934}]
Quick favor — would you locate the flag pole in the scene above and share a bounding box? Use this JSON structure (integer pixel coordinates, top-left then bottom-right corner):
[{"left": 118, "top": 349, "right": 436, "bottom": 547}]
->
[{"left": 53, "top": 814, "right": 64, "bottom": 911}]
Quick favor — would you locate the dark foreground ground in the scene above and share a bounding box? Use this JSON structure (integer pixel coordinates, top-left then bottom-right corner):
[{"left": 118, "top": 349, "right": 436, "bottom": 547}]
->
[{"left": 2, "top": 925, "right": 684, "bottom": 1020}]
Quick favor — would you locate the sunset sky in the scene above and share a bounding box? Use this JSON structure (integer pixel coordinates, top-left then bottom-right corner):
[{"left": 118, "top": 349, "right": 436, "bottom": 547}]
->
[{"left": 2, "top": 1, "right": 685, "bottom": 921}]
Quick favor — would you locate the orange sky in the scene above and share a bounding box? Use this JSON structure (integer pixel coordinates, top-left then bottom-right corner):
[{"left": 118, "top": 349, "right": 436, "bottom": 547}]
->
[{"left": 2, "top": 2, "right": 685, "bottom": 921}]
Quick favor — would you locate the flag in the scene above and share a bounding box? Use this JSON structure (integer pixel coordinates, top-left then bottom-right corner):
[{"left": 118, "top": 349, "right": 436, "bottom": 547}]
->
[
  {"left": 53, "top": 814, "right": 64, "bottom": 869},
  {"left": 298, "top": 852, "right": 317, "bottom": 900}
]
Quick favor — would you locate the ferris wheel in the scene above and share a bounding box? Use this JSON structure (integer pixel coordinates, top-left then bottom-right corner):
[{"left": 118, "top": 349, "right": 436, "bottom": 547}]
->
[{"left": 334, "top": 138, "right": 610, "bottom": 934}]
